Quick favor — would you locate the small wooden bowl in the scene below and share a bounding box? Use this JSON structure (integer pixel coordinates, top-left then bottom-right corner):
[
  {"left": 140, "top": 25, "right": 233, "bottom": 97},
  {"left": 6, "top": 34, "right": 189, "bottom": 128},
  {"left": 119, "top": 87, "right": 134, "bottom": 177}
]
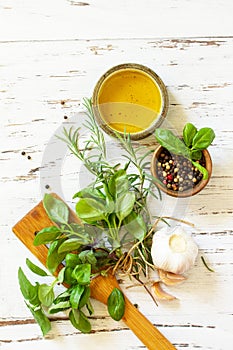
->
[{"left": 151, "top": 145, "right": 212, "bottom": 197}]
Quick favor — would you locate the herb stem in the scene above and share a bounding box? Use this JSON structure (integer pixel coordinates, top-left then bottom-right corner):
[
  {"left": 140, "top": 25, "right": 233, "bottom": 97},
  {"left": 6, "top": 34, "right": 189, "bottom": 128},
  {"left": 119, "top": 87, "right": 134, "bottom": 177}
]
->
[
  {"left": 133, "top": 276, "right": 158, "bottom": 306},
  {"left": 201, "top": 256, "right": 215, "bottom": 272},
  {"left": 62, "top": 229, "right": 92, "bottom": 242},
  {"left": 136, "top": 246, "right": 155, "bottom": 270}
]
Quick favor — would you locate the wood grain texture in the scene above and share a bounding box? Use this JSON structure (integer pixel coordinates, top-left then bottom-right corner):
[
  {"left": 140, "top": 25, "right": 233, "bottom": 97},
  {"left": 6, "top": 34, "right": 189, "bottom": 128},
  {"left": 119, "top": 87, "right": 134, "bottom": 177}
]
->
[{"left": 1, "top": 2, "right": 233, "bottom": 348}]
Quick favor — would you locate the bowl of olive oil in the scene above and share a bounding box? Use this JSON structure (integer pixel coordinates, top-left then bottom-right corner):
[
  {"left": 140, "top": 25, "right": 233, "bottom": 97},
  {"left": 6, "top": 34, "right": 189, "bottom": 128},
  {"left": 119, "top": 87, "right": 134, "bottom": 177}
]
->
[{"left": 92, "top": 63, "right": 169, "bottom": 140}]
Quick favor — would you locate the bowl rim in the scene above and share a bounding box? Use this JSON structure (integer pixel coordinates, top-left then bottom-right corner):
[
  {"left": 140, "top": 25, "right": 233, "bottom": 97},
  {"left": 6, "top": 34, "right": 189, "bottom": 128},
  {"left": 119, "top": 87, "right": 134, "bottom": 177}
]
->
[
  {"left": 92, "top": 63, "right": 169, "bottom": 140},
  {"left": 151, "top": 144, "right": 212, "bottom": 197}
]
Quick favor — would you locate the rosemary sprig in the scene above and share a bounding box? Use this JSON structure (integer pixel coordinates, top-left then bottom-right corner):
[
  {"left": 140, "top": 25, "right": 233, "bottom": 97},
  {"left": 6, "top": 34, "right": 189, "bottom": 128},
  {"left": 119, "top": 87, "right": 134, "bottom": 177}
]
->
[
  {"left": 83, "top": 97, "right": 107, "bottom": 160},
  {"left": 114, "top": 131, "right": 161, "bottom": 222},
  {"left": 57, "top": 98, "right": 111, "bottom": 179}
]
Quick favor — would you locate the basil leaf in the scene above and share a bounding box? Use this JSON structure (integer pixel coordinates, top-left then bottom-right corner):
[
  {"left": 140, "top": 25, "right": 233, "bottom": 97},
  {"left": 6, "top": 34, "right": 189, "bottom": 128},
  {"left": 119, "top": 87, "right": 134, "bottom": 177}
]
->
[
  {"left": 86, "top": 299, "right": 94, "bottom": 315},
  {"left": 70, "top": 284, "right": 85, "bottom": 309},
  {"left": 123, "top": 212, "right": 147, "bottom": 241},
  {"left": 183, "top": 123, "right": 197, "bottom": 147},
  {"left": 110, "top": 238, "right": 121, "bottom": 250},
  {"left": 75, "top": 198, "right": 106, "bottom": 223},
  {"left": 78, "top": 250, "right": 97, "bottom": 266},
  {"left": 73, "top": 187, "right": 105, "bottom": 200},
  {"left": 49, "top": 301, "right": 71, "bottom": 314},
  {"left": 53, "top": 288, "right": 72, "bottom": 304},
  {"left": 79, "top": 286, "right": 91, "bottom": 308},
  {"left": 65, "top": 253, "right": 81, "bottom": 268},
  {"left": 46, "top": 239, "right": 66, "bottom": 274},
  {"left": 26, "top": 258, "right": 49, "bottom": 277},
  {"left": 18, "top": 268, "right": 40, "bottom": 306},
  {"left": 38, "top": 284, "right": 55, "bottom": 307},
  {"left": 155, "top": 129, "right": 190, "bottom": 158},
  {"left": 107, "top": 288, "right": 125, "bottom": 321},
  {"left": 68, "top": 223, "right": 87, "bottom": 234},
  {"left": 69, "top": 309, "right": 91, "bottom": 333},
  {"left": 33, "top": 226, "right": 61, "bottom": 246},
  {"left": 58, "top": 238, "right": 83, "bottom": 254},
  {"left": 57, "top": 267, "right": 66, "bottom": 283},
  {"left": 103, "top": 183, "right": 115, "bottom": 213},
  {"left": 28, "top": 305, "right": 51, "bottom": 336},
  {"left": 72, "top": 264, "right": 91, "bottom": 285},
  {"left": 108, "top": 169, "right": 129, "bottom": 198},
  {"left": 43, "top": 194, "right": 69, "bottom": 225},
  {"left": 64, "top": 267, "right": 76, "bottom": 285},
  {"left": 192, "top": 161, "right": 209, "bottom": 180},
  {"left": 33, "top": 226, "right": 62, "bottom": 246},
  {"left": 84, "top": 225, "right": 104, "bottom": 242},
  {"left": 191, "top": 127, "right": 215, "bottom": 150},
  {"left": 191, "top": 150, "right": 202, "bottom": 161},
  {"left": 115, "top": 192, "right": 135, "bottom": 222}
]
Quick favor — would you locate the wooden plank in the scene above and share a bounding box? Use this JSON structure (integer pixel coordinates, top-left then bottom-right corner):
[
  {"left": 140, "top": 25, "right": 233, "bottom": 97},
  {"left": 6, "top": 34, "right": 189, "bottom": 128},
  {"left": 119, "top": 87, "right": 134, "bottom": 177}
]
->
[
  {"left": 0, "top": 0, "right": 233, "bottom": 41},
  {"left": 1, "top": 36, "right": 233, "bottom": 350}
]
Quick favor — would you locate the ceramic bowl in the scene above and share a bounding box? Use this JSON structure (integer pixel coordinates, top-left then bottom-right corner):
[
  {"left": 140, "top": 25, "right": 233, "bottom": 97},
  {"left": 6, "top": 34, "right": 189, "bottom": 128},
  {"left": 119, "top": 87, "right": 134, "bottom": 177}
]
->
[{"left": 92, "top": 63, "right": 169, "bottom": 140}]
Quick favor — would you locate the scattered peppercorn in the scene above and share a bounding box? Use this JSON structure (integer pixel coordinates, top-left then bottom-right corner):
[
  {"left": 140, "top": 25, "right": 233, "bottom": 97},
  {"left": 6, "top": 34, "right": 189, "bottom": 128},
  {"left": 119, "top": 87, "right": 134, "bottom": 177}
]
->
[
  {"left": 21, "top": 151, "right": 26, "bottom": 156},
  {"left": 27, "top": 155, "right": 31, "bottom": 160},
  {"left": 64, "top": 115, "right": 68, "bottom": 120},
  {"left": 45, "top": 184, "right": 50, "bottom": 189}
]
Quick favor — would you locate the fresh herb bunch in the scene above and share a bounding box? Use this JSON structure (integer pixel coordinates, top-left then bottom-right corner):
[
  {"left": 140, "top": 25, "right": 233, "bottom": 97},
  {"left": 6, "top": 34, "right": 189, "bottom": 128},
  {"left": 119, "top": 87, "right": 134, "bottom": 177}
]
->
[
  {"left": 155, "top": 123, "right": 215, "bottom": 179},
  {"left": 18, "top": 98, "right": 160, "bottom": 336}
]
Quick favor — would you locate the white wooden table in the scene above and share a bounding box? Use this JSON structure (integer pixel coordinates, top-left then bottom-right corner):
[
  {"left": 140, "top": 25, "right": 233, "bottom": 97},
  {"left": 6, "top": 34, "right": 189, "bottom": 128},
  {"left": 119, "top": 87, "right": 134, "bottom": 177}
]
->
[{"left": 1, "top": 1, "right": 233, "bottom": 349}]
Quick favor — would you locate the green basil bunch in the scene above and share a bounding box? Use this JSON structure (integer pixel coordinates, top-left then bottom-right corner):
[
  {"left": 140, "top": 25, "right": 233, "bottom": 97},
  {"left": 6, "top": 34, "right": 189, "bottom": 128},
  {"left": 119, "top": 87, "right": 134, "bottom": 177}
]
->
[
  {"left": 155, "top": 123, "right": 215, "bottom": 179},
  {"left": 75, "top": 168, "right": 147, "bottom": 250},
  {"left": 18, "top": 194, "right": 126, "bottom": 336}
]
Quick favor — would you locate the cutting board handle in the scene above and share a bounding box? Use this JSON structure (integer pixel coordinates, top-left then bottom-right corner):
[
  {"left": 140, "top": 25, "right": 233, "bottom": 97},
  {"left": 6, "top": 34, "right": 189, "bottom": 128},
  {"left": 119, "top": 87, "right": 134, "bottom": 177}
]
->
[{"left": 91, "top": 273, "right": 176, "bottom": 349}]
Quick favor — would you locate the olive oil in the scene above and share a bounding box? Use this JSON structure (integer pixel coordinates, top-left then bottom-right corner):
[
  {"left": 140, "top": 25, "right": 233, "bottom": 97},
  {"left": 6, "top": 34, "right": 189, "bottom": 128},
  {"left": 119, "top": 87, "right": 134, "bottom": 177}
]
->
[{"left": 97, "top": 69, "right": 163, "bottom": 133}]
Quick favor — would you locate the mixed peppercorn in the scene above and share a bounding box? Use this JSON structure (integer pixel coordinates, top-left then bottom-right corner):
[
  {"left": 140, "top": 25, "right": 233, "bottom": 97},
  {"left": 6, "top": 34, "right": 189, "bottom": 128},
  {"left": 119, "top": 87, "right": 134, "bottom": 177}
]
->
[{"left": 156, "top": 148, "right": 205, "bottom": 192}]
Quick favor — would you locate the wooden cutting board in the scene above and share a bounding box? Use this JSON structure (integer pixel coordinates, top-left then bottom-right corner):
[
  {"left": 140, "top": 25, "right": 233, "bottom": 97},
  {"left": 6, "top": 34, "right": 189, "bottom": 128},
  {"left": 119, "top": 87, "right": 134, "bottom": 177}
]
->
[{"left": 12, "top": 195, "right": 176, "bottom": 350}]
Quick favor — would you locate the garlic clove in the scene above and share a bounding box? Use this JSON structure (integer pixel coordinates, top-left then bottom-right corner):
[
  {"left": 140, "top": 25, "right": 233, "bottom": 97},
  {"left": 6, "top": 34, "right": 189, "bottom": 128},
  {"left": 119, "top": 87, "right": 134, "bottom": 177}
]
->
[
  {"left": 158, "top": 269, "right": 186, "bottom": 285},
  {"left": 151, "top": 227, "right": 198, "bottom": 274},
  {"left": 166, "top": 271, "right": 187, "bottom": 281},
  {"left": 152, "top": 282, "right": 176, "bottom": 300}
]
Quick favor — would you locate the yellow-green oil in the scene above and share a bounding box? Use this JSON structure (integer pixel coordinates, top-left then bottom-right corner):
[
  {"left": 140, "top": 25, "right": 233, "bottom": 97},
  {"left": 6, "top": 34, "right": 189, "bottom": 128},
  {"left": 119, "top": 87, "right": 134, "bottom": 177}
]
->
[{"left": 97, "top": 68, "right": 162, "bottom": 133}]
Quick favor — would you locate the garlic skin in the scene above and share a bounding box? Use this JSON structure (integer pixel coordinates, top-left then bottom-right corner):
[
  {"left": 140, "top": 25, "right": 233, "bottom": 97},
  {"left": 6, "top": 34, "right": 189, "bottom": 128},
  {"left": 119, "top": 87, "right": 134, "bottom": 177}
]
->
[{"left": 151, "top": 227, "right": 198, "bottom": 274}]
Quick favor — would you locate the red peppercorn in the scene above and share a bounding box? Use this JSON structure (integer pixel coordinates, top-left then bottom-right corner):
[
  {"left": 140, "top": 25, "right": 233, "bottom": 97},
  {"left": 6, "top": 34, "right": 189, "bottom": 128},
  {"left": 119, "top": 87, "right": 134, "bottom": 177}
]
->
[
  {"left": 163, "top": 180, "right": 167, "bottom": 185},
  {"left": 167, "top": 174, "right": 173, "bottom": 181}
]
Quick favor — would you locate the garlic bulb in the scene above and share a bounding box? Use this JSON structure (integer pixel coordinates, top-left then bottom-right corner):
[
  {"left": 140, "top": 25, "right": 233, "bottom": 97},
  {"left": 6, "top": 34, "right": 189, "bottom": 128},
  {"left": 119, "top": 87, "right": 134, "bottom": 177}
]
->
[{"left": 151, "top": 227, "right": 198, "bottom": 274}]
